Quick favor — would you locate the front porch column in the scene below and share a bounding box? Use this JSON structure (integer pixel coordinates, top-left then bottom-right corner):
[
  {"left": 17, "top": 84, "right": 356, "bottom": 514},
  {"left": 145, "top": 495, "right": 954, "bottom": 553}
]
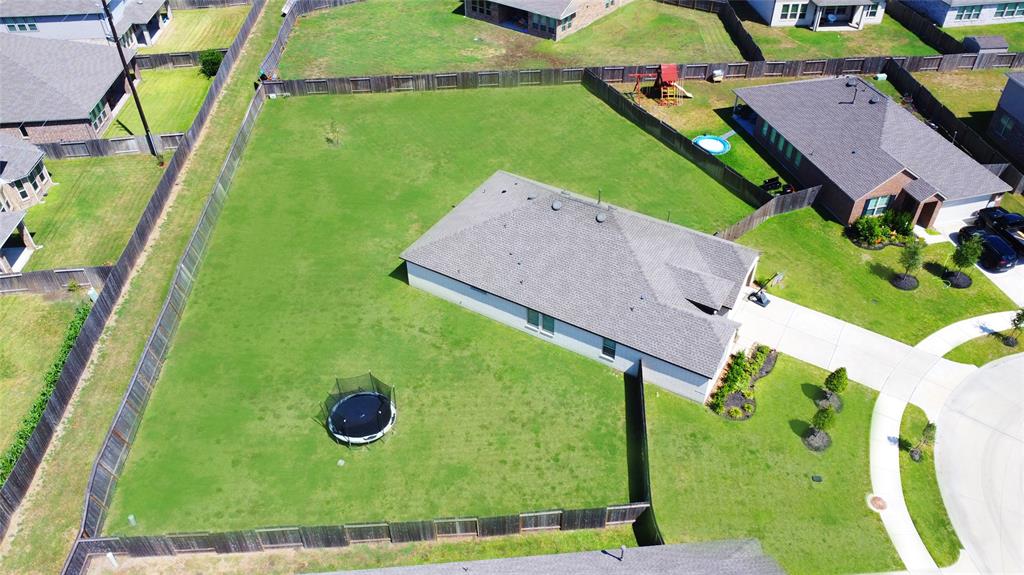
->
[
  {"left": 0, "top": 254, "right": 12, "bottom": 274},
  {"left": 853, "top": 6, "right": 865, "bottom": 29},
  {"left": 812, "top": 4, "right": 823, "bottom": 31},
  {"left": 18, "top": 221, "right": 37, "bottom": 250}
]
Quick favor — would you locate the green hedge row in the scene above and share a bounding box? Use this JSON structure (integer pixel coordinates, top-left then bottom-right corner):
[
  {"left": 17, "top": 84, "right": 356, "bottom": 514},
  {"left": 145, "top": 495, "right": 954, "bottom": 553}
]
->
[{"left": 0, "top": 301, "right": 92, "bottom": 485}]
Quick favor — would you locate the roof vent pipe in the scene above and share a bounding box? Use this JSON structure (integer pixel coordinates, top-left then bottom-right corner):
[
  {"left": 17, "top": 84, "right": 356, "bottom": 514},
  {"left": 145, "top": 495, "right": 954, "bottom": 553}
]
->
[
  {"left": 596, "top": 212, "right": 608, "bottom": 223},
  {"left": 551, "top": 200, "right": 562, "bottom": 211}
]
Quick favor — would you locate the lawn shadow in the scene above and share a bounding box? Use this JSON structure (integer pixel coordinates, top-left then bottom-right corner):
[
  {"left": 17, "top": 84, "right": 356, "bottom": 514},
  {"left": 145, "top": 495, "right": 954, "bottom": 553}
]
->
[
  {"left": 868, "top": 261, "right": 894, "bottom": 281},
  {"left": 451, "top": 2, "right": 464, "bottom": 15},
  {"left": 801, "top": 383, "right": 822, "bottom": 401},
  {"left": 388, "top": 261, "right": 408, "bottom": 284},
  {"left": 113, "top": 119, "right": 134, "bottom": 136},
  {"left": 789, "top": 418, "right": 810, "bottom": 438},
  {"left": 924, "top": 261, "right": 947, "bottom": 279},
  {"left": 963, "top": 111, "right": 993, "bottom": 135}
]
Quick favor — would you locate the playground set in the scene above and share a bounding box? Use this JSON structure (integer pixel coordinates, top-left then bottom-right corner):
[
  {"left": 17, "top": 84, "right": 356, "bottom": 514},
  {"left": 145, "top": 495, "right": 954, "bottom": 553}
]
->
[{"left": 628, "top": 64, "right": 694, "bottom": 106}]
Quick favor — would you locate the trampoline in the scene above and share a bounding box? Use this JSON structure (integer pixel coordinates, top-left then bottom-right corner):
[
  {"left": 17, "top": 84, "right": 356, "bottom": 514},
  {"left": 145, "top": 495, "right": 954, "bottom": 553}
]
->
[
  {"left": 693, "top": 135, "right": 731, "bottom": 156},
  {"left": 322, "top": 373, "right": 396, "bottom": 445}
]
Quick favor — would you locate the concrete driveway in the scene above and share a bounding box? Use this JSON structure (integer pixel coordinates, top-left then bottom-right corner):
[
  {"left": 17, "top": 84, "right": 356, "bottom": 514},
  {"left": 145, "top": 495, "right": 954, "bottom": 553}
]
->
[
  {"left": 936, "top": 354, "right": 1024, "bottom": 575},
  {"left": 931, "top": 226, "right": 1024, "bottom": 307}
]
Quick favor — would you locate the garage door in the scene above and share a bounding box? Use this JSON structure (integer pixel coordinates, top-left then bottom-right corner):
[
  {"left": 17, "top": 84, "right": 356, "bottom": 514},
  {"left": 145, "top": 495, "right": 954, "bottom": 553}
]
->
[{"left": 935, "top": 195, "right": 995, "bottom": 225}]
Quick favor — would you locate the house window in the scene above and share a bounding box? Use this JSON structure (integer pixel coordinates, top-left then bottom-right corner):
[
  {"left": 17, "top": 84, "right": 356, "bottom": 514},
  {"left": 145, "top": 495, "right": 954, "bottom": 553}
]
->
[
  {"left": 605, "top": 0, "right": 615, "bottom": 7},
  {"left": 794, "top": 150, "right": 803, "bottom": 167},
  {"left": 527, "top": 308, "right": 540, "bottom": 328},
  {"left": 995, "top": 2, "right": 1024, "bottom": 17},
  {"left": 531, "top": 13, "right": 557, "bottom": 33},
  {"left": 761, "top": 121, "right": 769, "bottom": 137},
  {"left": 863, "top": 195, "right": 892, "bottom": 216},
  {"left": 601, "top": 338, "right": 616, "bottom": 359},
  {"left": 768, "top": 127, "right": 778, "bottom": 144},
  {"left": 784, "top": 141, "right": 793, "bottom": 159},
  {"left": 776, "top": 132, "right": 786, "bottom": 152},
  {"left": 864, "top": 3, "right": 879, "bottom": 17},
  {"left": 541, "top": 314, "right": 555, "bottom": 334},
  {"left": 89, "top": 100, "right": 107, "bottom": 130},
  {"left": 779, "top": 3, "right": 807, "bottom": 20},
  {"left": 2, "top": 17, "right": 38, "bottom": 31},
  {"left": 469, "top": 0, "right": 492, "bottom": 15},
  {"left": 954, "top": 5, "right": 982, "bottom": 20},
  {"left": 995, "top": 113, "right": 1015, "bottom": 137},
  {"left": 560, "top": 12, "right": 576, "bottom": 31}
]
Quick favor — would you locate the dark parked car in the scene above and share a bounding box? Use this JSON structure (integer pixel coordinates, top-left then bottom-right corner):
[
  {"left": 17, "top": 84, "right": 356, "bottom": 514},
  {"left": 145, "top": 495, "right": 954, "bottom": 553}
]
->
[
  {"left": 976, "top": 207, "right": 1024, "bottom": 255},
  {"left": 958, "top": 226, "right": 1018, "bottom": 272}
]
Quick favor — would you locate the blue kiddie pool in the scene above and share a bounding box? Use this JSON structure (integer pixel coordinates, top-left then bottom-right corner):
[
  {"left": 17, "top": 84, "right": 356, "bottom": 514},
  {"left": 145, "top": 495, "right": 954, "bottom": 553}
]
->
[{"left": 693, "top": 135, "right": 731, "bottom": 156}]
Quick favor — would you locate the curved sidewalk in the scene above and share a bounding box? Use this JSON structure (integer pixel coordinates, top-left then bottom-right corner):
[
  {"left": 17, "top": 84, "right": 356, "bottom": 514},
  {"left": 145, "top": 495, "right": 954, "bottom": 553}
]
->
[
  {"left": 915, "top": 311, "right": 1016, "bottom": 357},
  {"left": 733, "top": 293, "right": 995, "bottom": 573}
]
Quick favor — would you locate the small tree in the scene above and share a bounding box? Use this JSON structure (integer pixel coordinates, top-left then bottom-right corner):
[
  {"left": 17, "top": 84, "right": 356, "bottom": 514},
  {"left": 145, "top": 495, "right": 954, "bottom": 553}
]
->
[
  {"left": 950, "top": 234, "right": 983, "bottom": 287},
  {"left": 812, "top": 407, "right": 836, "bottom": 432},
  {"left": 1006, "top": 308, "right": 1024, "bottom": 347},
  {"left": 921, "top": 422, "right": 936, "bottom": 446},
  {"left": 199, "top": 49, "right": 224, "bottom": 78},
  {"left": 898, "top": 238, "right": 925, "bottom": 279},
  {"left": 824, "top": 367, "right": 848, "bottom": 396}
]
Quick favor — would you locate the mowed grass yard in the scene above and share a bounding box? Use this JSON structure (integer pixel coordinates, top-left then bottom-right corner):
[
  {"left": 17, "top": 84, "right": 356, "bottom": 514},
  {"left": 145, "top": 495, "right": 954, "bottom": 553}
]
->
[
  {"left": 622, "top": 77, "right": 796, "bottom": 186},
  {"left": 278, "top": 0, "right": 741, "bottom": 78},
  {"left": 0, "top": 294, "right": 84, "bottom": 451},
  {"left": 647, "top": 354, "right": 901, "bottom": 574},
  {"left": 105, "top": 86, "right": 750, "bottom": 534},
  {"left": 104, "top": 68, "right": 210, "bottom": 137},
  {"left": 24, "top": 155, "right": 164, "bottom": 270},
  {"left": 900, "top": 405, "right": 961, "bottom": 567},
  {"left": 735, "top": 4, "right": 936, "bottom": 61},
  {"left": 945, "top": 22, "right": 1024, "bottom": 53},
  {"left": 738, "top": 208, "right": 1015, "bottom": 344},
  {"left": 914, "top": 69, "right": 1011, "bottom": 134},
  {"left": 140, "top": 6, "right": 250, "bottom": 53},
  {"left": 944, "top": 332, "right": 1022, "bottom": 366}
]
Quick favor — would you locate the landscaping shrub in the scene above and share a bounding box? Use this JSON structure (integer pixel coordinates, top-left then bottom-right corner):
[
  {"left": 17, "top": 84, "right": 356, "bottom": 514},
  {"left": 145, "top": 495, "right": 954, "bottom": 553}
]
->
[
  {"left": 824, "top": 367, "right": 848, "bottom": 395},
  {"left": 709, "top": 345, "right": 776, "bottom": 416},
  {"left": 199, "top": 49, "right": 224, "bottom": 78},
  {"left": 883, "top": 210, "right": 914, "bottom": 237},
  {"left": 727, "top": 407, "right": 743, "bottom": 419},
  {"left": 0, "top": 301, "right": 91, "bottom": 484},
  {"left": 812, "top": 407, "right": 836, "bottom": 432},
  {"left": 851, "top": 216, "right": 888, "bottom": 245}
]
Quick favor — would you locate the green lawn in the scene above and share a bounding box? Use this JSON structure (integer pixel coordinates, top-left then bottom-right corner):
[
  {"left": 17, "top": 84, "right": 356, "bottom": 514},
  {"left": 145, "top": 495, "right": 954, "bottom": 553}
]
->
[
  {"left": 278, "top": 0, "right": 741, "bottom": 78},
  {"left": 943, "top": 332, "right": 1022, "bottom": 366},
  {"left": 648, "top": 354, "right": 901, "bottom": 575},
  {"left": 104, "top": 68, "right": 211, "bottom": 136},
  {"left": 140, "top": 6, "right": 250, "bottom": 53},
  {"left": 914, "top": 69, "right": 1011, "bottom": 134},
  {"left": 900, "top": 405, "right": 961, "bottom": 567},
  {"left": 104, "top": 85, "right": 751, "bottom": 534},
  {"left": 623, "top": 77, "right": 799, "bottom": 186},
  {"left": 945, "top": 22, "right": 1024, "bottom": 53},
  {"left": 1003, "top": 192, "right": 1024, "bottom": 215},
  {"left": 738, "top": 208, "right": 1015, "bottom": 344},
  {"left": 24, "top": 156, "right": 165, "bottom": 271},
  {"left": 84, "top": 525, "right": 636, "bottom": 574},
  {"left": 0, "top": 295, "right": 83, "bottom": 451},
  {"left": 735, "top": 5, "right": 937, "bottom": 61}
]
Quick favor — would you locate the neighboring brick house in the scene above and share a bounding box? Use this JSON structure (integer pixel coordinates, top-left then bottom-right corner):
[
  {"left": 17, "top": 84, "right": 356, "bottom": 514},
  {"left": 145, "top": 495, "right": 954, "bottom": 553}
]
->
[
  {"left": 402, "top": 171, "right": 760, "bottom": 404},
  {"left": 745, "top": 0, "right": 887, "bottom": 30},
  {"left": 902, "top": 0, "right": 1024, "bottom": 26},
  {"left": 0, "top": 34, "right": 137, "bottom": 144},
  {"left": 988, "top": 72, "right": 1024, "bottom": 169},
  {"left": 733, "top": 77, "right": 1011, "bottom": 228},
  {"left": 464, "top": 0, "right": 632, "bottom": 40},
  {"left": 0, "top": 134, "right": 51, "bottom": 212},
  {"left": 0, "top": 0, "right": 171, "bottom": 48}
]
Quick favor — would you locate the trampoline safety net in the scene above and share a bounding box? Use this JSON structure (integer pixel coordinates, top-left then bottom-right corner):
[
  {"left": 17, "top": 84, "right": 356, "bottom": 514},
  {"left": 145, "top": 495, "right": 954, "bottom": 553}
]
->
[{"left": 321, "top": 373, "right": 396, "bottom": 444}]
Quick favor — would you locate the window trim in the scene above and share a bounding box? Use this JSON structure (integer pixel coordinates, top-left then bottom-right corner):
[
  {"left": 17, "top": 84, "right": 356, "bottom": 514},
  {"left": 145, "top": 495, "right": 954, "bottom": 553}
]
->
[
  {"left": 601, "top": 338, "right": 617, "bottom": 360},
  {"left": 862, "top": 195, "right": 893, "bottom": 217}
]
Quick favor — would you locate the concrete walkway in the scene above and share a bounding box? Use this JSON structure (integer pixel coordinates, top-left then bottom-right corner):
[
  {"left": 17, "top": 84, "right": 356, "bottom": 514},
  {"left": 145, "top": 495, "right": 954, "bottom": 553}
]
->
[
  {"left": 916, "top": 311, "right": 1017, "bottom": 357},
  {"left": 732, "top": 291, "right": 984, "bottom": 573}
]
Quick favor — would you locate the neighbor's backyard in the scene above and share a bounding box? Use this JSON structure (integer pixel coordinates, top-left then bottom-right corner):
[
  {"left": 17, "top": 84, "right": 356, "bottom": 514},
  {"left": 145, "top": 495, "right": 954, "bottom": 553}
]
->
[
  {"left": 139, "top": 5, "right": 250, "bottom": 53},
  {"left": 104, "top": 68, "right": 210, "bottom": 137},
  {"left": 739, "top": 209, "right": 1015, "bottom": 344},
  {"left": 24, "top": 155, "right": 164, "bottom": 271},
  {"left": 104, "top": 85, "right": 752, "bottom": 534},
  {"left": 944, "top": 22, "right": 1024, "bottom": 53},
  {"left": 647, "top": 354, "right": 901, "bottom": 575},
  {"left": 914, "top": 69, "right": 1011, "bottom": 135},
  {"left": 734, "top": 3, "right": 936, "bottom": 61},
  {"left": 277, "top": 0, "right": 741, "bottom": 78}
]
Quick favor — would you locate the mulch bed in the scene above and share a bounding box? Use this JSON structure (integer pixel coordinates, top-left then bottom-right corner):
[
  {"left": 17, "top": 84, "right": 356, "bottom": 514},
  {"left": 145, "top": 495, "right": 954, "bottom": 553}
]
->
[
  {"left": 944, "top": 271, "right": 972, "bottom": 289},
  {"left": 803, "top": 429, "right": 832, "bottom": 452},
  {"left": 719, "top": 350, "right": 779, "bottom": 421},
  {"left": 890, "top": 273, "right": 919, "bottom": 291},
  {"left": 815, "top": 391, "right": 843, "bottom": 413}
]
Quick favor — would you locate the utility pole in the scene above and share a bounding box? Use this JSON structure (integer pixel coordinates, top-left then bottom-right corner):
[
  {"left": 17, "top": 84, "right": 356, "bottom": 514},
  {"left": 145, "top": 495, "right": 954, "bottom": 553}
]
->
[{"left": 100, "top": 0, "right": 157, "bottom": 156}]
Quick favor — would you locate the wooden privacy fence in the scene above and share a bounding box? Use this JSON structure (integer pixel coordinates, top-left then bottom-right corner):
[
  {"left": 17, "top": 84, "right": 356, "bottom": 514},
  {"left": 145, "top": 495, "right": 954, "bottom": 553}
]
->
[
  {"left": 61, "top": 504, "right": 650, "bottom": 574},
  {"left": 885, "top": 0, "right": 966, "bottom": 55},
  {"left": 137, "top": 49, "right": 227, "bottom": 69},
  {"left": 72, "top": 84, "right": 269, "bottom": 564},
  {"left": 0, "top": 267, "right": 111, "bottom": 296},
  {"left": 0, "top": 0, "right": 266, "bottom": 544},
  {"left": 715, "top": 186, "right": 822, "bottom": 241},
  {"left": 654, "top": 0, "right": 764, "bottom": 62},
  {"left": 169, "top": 0, "right": 249, "bottom": 9},
  {"left": 882, "top": 59, "right": 1023, "bottom": 191},
  {"left": 36, "top": 133, "right": 186, "bottom": 160}
]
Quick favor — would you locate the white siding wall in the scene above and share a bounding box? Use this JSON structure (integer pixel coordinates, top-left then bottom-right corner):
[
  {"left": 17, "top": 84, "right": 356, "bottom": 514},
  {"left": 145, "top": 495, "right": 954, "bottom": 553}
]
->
[
  {"left": 407, "top": 262, "right": 717, "bottom": 403},
  {"left": 749, "top": 0, "right": 886, "bottom": 28},
  {"left": 937, "top": 3, "right": 1024, "bottom": 27}
]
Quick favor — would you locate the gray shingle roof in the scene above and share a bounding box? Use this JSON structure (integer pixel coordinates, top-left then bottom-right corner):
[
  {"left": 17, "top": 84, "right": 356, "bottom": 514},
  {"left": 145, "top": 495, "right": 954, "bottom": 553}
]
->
[
  {"left": 493, "top": 0, "right": 579, "bottom": 19},
  {"left": 0, "top": 34, "right": 133, "bottom": 124},
  {"left": 0, "top": 210, "right": 27, "bottom": 244},
  {"left": 310, "top": 540, "right": 785, "bottom": 575},
  {"left": 118, "top": 0, "right": 165, "bottom": 27},
  {"left": 0, "top": 133, "right": 43, "bottom": 184},
  {"left": 734, "top": 77, "right": 1010, "bottom": 204},
  {"left": 401, "top": 172, "right": 759, "bottom": 378},
  {"left": 0, "top": 0, "right": 101, "bottom": 17}
]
